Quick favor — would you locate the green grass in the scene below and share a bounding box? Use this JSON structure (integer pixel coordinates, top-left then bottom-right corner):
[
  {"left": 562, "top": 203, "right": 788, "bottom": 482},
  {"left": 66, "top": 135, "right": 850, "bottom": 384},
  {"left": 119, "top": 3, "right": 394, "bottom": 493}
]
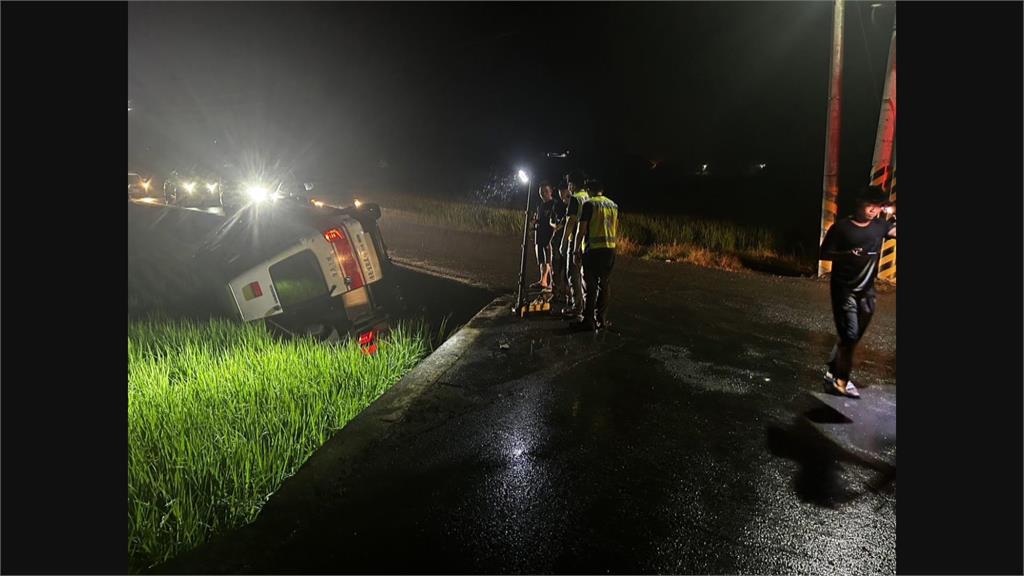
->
[
  {"left": 618, "top": 212, "right": 776, "bottom": 254},
  {"left": 383, "top": 195, "right": 523, "bottom": 236},
  {"left": 128, "top": 317, "right": 430, "bottom": 573}
]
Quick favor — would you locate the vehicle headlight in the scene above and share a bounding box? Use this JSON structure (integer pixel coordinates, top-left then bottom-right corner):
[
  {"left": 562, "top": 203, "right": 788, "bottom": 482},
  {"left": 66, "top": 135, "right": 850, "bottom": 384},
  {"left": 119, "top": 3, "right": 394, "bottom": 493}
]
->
[
  {"left": 183, "top": 181, "right": 197, "bottom": 194},
  {"left": 206, "top": 182, "right": 219, "bottom": 193},
  {"left": 245, "top": 184, "right": 269, "bottom": 203},
  {"left": 141, "top": 180, "right": 151, "bottom": 190}
]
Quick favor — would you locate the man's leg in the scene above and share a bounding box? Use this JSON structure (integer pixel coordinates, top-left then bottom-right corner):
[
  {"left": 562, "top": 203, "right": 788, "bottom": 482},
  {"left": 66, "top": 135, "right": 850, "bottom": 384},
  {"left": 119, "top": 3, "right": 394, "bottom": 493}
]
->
[
  {"left": 595, "top": 250, "right": 615, "bottom": 326},
  {"left": 543, "top": 244, "right": 553, "bottom": 288},
  {"left": 578, "top": 254, "right": 587, "bottom": 311},
  {"left": 582, "top": 252, "right": 598, "bottom": 325},
  {"left": 552, "top": 253, "right": 566, "bottom": 304},
  {"left": 834, "top": 341, "right": 855, "bottom": 383},
  {"left": 855, "top": 290, "right": 876, "bottom": 341},
  {"left": 842, "top": 290, "right": 877, "bottom": 382},
  {"left": 532, "top": 244, "right": 543, "bottom": 287},
  {"left": 829, "top": 287, "right": 861, "bottom": 396},
  {"left": 556, "top": 247, "right": 570, "bottom": 307},
  {"left": 568, "top": 254, "right": 585, "bottom": 316}
]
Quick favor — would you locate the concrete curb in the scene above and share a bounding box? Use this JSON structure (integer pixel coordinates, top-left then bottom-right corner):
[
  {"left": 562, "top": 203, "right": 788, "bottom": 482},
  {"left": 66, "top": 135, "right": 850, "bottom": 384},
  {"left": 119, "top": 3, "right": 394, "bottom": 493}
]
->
[{"left": 252, "top": 293, "right": 511, "bottom": 524}]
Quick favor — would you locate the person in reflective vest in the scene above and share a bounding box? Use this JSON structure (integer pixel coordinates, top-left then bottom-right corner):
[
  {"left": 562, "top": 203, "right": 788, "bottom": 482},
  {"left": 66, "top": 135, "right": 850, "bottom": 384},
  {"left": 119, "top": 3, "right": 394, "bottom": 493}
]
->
[
  {"left": 558, "top": 170, "right": 590, "bottom": 318},
  {"left": 572, "top": 178, "right": 618, "bottom": 331}
]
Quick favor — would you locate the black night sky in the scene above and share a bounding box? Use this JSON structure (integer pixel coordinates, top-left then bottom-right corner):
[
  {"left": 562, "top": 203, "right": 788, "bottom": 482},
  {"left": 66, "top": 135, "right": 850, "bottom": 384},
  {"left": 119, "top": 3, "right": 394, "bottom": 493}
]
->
[{"left": 129, "top": 2, "right": 895, "bottom": 246}]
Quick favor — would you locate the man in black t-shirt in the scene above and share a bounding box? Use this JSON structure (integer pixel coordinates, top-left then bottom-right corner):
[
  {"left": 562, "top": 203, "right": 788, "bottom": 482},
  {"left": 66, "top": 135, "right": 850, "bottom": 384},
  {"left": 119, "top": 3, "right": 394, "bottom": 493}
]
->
[
  {"left": 531, "top": 182, "right": 556, "bottom": 290},
  {"left": 819, "top": 186, "right": 897, "bottom": 398}
]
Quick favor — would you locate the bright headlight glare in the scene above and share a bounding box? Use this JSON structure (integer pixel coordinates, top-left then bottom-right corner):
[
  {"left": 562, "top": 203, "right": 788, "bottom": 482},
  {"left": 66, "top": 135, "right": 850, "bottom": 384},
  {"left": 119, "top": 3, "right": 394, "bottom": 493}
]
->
[
  {"left": 246, "top": 185, "right": 269, "bottom": 202},
  {"left": 183, "top": 181, "right": 197, "bottom": 193},
  {"left": 353, "top": 199, "right": 363, "bottom": 207},
  {"left": 206, "top": 182, "right": 218, "bottom": 193}
]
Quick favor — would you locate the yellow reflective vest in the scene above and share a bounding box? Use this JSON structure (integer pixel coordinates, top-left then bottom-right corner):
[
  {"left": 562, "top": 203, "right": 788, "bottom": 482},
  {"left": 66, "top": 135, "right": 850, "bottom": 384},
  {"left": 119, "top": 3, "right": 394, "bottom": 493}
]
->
[
  {"left": 584, "top": 194, "right": 618, "bottom": 251},
  {"left": 571, "top": 189, "right": 590, "bottom": 220}
]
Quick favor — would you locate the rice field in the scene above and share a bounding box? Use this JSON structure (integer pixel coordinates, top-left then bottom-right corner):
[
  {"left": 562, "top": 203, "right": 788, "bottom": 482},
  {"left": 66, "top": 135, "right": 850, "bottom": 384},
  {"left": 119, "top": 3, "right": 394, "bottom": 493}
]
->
[
  {"left": 384, "top": 195, "right": 523, "bottom": 237},
  {"left": 127, "top": 316, "right": 430, "bottom": 572}
]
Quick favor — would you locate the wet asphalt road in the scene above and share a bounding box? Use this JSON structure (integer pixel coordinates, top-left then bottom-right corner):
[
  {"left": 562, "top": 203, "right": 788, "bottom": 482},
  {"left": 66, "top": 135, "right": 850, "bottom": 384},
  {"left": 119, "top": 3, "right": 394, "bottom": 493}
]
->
[{"left": 161, "top": 214, "right": 896, "bottom": 574}]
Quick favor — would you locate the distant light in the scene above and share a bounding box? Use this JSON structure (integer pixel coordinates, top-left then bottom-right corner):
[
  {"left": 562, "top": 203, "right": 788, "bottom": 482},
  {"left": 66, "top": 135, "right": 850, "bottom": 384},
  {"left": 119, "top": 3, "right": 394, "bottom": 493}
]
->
[
  {"left": 758, "top": 163, "right": 767, "bottom": 169},
  {"left": 702, "top": 164, "right": 708, "bottom": 171},
  {"left": 312, "top": 199, "right": 325, "bottom": 207},
  {"left": 517, "top": 169, "right": 529, "bottom": 184},
  {"left": 353, "top": 199, "right": 363, "bottom": 207},
  {"left": 139, "top": 197, "right": 158, "bottom": 204},
  {"left": 182, "top": 181, "right": 197, "bottom": 194},
  {"left": 141, "top": 180, "right": 151, "bottom": 190},
  {"left": 870, "top": 2, "right": 883, "bottom": 7},
  {"left": 206, "top": 182, "right": 218, "bottom": 193}
]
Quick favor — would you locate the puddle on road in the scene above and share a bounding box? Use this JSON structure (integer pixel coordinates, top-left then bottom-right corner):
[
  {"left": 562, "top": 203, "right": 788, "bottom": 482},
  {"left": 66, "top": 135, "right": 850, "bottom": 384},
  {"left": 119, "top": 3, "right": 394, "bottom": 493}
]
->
[{"left": 648, "top": 344, "right": 770, "bottom": 395}]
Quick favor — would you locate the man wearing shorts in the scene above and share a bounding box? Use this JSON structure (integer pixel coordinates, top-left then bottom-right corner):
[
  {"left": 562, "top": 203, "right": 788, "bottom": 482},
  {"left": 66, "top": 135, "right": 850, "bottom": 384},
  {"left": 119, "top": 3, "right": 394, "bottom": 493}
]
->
[
  {"left": 530, "top": 181, "right": 556, "bottom": 291},
  {"left": 818, "top": 185, "right": 897, "bottom": 398}
]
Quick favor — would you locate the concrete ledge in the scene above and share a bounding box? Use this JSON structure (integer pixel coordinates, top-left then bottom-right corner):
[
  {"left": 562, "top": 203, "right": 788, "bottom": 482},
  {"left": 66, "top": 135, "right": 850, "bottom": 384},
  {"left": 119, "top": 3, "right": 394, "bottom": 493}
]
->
[{"left": 253, "top": 294, "right": 511, "bottom": 523}]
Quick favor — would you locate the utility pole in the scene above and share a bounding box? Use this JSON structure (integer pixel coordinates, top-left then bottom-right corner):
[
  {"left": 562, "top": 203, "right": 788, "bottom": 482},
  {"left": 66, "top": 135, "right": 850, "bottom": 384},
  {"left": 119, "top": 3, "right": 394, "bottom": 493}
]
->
[
  {"left": 870, "top": 13, "right": 897, "bottom": 282},
  {"left": 818, "top": 0, "right": 846, "bottom": 277}
]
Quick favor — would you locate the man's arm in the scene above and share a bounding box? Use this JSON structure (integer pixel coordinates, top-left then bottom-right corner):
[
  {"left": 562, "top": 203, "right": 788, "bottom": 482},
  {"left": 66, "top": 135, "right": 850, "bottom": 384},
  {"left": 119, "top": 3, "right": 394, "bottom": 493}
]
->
[
  {"left": 819, "top": 225, "right": 846, "bottom": 261},
  {"left": 559, "top": 198, "right": 579, "bottom": 253},
  {"left": 561, "top": 215, "right": 578, "bottom": 253},
  {"left": 573, "top": 217, "right": 587, "bottom": 255},
  {"left": 573, "top": 202, "right": 592, "bottom": 256}
]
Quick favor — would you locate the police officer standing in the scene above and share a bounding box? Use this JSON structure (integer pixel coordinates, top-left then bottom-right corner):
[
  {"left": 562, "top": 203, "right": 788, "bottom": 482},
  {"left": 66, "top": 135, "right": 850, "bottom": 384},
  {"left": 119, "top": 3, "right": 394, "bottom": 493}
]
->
[{"left": 572, "top": 178, "right": 618, "bottom": 331}]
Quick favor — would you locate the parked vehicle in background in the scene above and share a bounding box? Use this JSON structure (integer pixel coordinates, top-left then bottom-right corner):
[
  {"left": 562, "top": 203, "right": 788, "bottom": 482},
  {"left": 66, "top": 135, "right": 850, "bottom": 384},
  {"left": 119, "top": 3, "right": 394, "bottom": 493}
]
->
[
  {"left": 128, "top": 173, "right": 153, "bottom": 199},
  {"left": 219, "top": 175, "right": 314, "bottom": 215},
  {"left": 164, "top": 169, "right": 223, "bottom": 208}
]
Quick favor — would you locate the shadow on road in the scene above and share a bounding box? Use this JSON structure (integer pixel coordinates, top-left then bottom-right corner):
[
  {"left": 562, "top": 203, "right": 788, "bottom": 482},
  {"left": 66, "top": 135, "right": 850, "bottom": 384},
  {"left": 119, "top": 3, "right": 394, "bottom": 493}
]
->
[{"left": 765, "top": 416, "right": 895, "bottom": 509}]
